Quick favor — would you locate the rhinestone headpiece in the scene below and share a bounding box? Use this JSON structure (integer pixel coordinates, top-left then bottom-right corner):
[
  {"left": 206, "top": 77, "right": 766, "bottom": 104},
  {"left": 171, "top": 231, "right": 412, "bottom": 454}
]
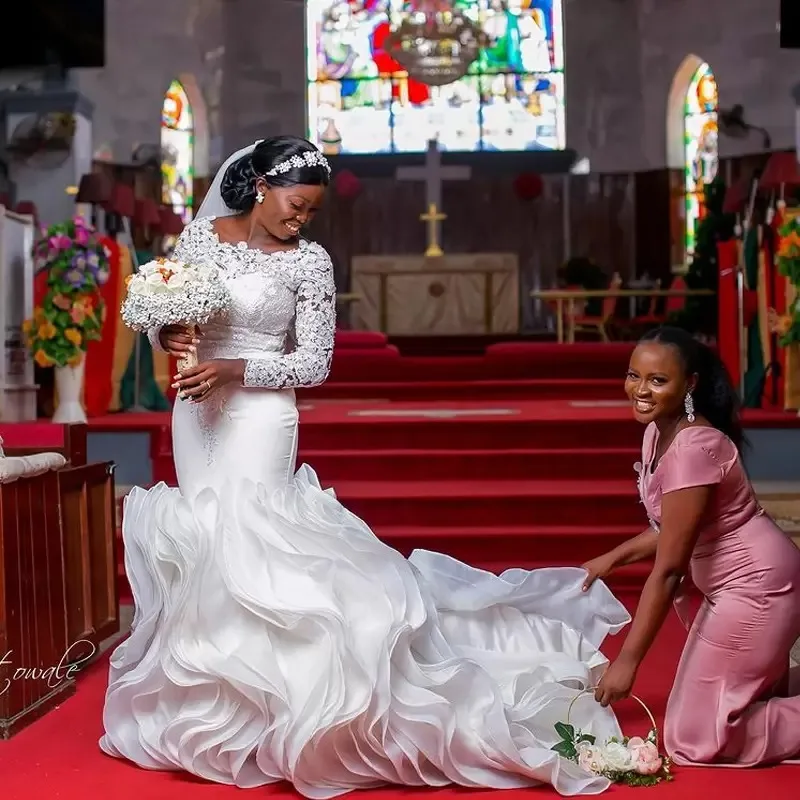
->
[{"left": 265, "top": 150, "right": 331, "bottom": 177}]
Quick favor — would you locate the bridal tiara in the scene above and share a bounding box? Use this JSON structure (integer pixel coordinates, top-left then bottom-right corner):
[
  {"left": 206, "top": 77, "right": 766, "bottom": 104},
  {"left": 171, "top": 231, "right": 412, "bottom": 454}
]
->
[{"left": 265, "top": 150, "right": 331, "bottom": 177}]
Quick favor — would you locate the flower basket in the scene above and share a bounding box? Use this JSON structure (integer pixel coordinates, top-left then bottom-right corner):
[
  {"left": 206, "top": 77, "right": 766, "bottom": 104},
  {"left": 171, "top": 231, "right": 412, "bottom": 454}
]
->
[
  {"left": 22, "top": 216, "right": 110, "bottom": 370},
  {"left": 552, "top": 690, "right": 673, "bottom": 787}
]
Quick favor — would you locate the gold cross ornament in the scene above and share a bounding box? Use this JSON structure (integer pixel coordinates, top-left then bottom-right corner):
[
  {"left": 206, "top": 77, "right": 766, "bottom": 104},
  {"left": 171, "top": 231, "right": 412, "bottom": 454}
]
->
[{"left": 420, "top": 202, "right": 446, "bottom": 258}]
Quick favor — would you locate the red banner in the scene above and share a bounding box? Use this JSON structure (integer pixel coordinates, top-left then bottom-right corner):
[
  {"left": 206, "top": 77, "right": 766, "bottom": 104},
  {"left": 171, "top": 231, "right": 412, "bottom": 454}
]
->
[{"left": 716, "top": 239, "right": 739, "bottom": 386}]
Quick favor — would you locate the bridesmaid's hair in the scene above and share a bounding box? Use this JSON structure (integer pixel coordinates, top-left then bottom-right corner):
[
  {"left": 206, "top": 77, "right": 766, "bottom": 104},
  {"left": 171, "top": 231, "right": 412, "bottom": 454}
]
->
[
  {"left": 220, "top": 136, "right": 330, "bottom": 212},
  {"left": 639, "top": 326, "right": 745, "bottom": 449}
]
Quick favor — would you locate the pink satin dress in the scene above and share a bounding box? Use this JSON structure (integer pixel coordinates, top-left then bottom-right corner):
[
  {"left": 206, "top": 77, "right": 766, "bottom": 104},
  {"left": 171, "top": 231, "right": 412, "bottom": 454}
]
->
[{"left": 637, "top": 423, "right": 800, "bottom": 766}]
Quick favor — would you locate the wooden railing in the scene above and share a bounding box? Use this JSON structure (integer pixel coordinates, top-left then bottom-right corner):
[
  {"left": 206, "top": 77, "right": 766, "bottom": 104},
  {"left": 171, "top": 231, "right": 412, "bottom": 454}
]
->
[{"left": 0, "top": 427, "right": 118, "bottom": 738}]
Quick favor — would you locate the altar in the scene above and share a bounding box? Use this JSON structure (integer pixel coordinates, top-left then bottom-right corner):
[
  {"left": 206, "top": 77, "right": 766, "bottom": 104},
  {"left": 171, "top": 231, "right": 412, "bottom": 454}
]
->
[
  {"left": 351, "top": 253, "right": 519, "bottom": 335},
  {"left": 349, "top": 140, "right": 520, "bottom": 335}
]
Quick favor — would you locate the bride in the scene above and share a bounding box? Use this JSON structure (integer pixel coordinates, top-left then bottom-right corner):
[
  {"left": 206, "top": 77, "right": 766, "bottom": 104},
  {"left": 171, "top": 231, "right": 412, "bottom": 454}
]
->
[{"left": 100, "top": 136, "right": 631, "bottom": 797}]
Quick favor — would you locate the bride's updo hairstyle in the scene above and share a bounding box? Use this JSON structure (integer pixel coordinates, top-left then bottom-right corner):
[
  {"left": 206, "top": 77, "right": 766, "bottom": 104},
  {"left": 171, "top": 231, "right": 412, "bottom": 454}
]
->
[{"left": 220, "top": 136, "right": 330, "bottom": 212}]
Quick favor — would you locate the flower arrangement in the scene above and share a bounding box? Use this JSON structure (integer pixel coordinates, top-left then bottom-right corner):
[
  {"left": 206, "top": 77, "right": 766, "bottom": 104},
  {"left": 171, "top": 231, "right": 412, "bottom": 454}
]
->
[
  {"left": 774, "top": 209, "right": 800, "bottom": 346},
  {"left": 552, "top": 692, "right": 672, "bottom": 787},
  {"left": 22, "top": 217, "right": 110, "bottom": 368},
  {"left": 121, "top": 257, "right": 229, "bottom": 369}
]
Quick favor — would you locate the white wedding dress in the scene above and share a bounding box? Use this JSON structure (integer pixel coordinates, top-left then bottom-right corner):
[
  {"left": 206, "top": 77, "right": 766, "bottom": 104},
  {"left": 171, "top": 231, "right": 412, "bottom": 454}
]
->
[{"left": 100, "top": 216, "right": 631, "bottom": 797}]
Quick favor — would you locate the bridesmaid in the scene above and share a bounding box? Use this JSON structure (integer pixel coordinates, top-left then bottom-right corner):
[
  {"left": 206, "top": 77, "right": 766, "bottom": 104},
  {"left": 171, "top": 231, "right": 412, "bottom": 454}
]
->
[{"left": 582, "top": 326, "right": 800, "bottom": 766}]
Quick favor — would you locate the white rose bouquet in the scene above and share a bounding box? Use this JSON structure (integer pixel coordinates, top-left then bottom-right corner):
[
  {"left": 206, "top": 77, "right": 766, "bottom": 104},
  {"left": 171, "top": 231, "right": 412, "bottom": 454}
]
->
[
  {"left": 552, "top": 692, "right": 672, "bottom": 787},
  {"left": 121, "top": 257, "right": 230, "bottom": 370}
]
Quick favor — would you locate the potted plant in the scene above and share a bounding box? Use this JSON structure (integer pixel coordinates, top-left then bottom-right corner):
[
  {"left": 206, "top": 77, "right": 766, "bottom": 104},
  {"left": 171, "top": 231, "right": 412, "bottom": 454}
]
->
[{"left": 22, "top": 216, "right": 110, "bottom": 423}]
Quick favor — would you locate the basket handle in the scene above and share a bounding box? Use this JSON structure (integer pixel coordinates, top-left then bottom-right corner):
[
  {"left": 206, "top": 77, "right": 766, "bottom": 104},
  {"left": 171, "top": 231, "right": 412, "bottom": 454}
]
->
[{"left": 566, "top": 689, "right": 659, "bottom": 747}]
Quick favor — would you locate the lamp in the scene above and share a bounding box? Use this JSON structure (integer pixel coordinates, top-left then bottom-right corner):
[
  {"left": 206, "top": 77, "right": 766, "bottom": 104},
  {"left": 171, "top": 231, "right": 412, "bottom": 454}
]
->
[
  {"left": 158, "top": 206, "right": 185, "bottom": 236},
  {"left": 104, "top": 183, "right": 136, "bottom": 218},
  {"left": 76, "top": 172, "right": 112, "bottom": 205},
  {"left": 134, "top": 197, "right": 161, "bottom": 229}
]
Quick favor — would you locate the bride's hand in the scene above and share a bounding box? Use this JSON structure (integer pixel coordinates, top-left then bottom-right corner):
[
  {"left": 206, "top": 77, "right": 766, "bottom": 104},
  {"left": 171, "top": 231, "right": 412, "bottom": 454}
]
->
[
  {"left": 172, "top": 359, "right": 246, "bottom": 402},
  {"left": 158, "top": 324, "right": 199, "bottom": 358}
]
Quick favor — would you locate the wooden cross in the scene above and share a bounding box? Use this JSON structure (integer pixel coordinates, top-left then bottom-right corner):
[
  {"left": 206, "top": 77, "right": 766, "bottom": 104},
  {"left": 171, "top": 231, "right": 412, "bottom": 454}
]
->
[
  {"left": 420, "top": 203, "right": 446, "bottom": 258},
  {"left": 396, "top": 139, "right": 471, "bottom": 251}
]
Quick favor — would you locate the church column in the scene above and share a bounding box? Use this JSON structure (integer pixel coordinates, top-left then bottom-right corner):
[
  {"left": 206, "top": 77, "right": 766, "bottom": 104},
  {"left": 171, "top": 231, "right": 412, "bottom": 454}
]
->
[{"left": 220, "top": 0, "right": 307, "bottom": 150}]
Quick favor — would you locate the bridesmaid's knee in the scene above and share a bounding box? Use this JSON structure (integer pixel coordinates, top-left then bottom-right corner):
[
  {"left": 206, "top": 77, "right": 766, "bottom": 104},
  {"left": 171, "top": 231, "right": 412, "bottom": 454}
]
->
[{"left": 665, "top": 714, "right": 724, "bottom": 765}]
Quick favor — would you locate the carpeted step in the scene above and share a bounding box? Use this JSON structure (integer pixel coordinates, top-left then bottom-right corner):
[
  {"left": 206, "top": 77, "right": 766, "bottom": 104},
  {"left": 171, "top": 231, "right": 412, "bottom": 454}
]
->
[
  {"left": 377, "top": 524, "right": 641, "bottom": 566},
  {"left": 332, "top": 479, "right": 642, "bottom": 527},
  {"left": 300, "top": 378, "right": 623, "bottom": 402},
  {"left": 301, "top": 447, "right": 640, "bottom": 482},
  {"left": 300, "top": 417, "right": 642, "bottom": 451}
]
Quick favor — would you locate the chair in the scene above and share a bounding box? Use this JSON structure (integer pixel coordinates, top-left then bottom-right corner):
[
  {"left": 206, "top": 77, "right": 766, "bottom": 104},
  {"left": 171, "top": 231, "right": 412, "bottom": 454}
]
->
[
  {"left": 626, "top": 276, "right": 689, "bottom": 335},
  {"left": 568, "top": 273, "right": 623, "bottom": 342}
]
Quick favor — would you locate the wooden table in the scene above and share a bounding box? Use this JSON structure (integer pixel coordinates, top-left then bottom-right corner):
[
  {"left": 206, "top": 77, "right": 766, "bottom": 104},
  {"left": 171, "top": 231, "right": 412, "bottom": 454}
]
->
[{"left": 530, "top": 289, "right": 715, "bottom": 343}]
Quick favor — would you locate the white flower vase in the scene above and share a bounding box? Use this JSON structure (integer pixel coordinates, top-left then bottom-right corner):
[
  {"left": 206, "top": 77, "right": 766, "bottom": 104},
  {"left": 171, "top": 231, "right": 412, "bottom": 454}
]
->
[{"left": 53, "top": 354, "right": 87, "bottom": 424}]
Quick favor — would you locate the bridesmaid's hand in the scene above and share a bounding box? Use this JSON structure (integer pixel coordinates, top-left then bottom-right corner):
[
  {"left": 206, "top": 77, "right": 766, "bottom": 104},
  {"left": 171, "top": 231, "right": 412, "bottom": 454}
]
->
[
  {"left": 173, "top": 359, "right": 246, "bottom": 402},
  {"left": 581, "top": 553, "right": 616, "bottom": 591},
  {"left": 595, "top": 655, "right": 638, "bottom": 707}
]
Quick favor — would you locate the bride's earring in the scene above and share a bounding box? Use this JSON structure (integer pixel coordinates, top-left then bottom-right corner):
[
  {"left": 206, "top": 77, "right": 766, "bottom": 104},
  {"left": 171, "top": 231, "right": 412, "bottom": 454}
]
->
[
  {"left": 256, "top": 190, "right": 265, "bottom": 204},
  {"left": 684, "top": 391, "right": 695, "bottom": 423}
]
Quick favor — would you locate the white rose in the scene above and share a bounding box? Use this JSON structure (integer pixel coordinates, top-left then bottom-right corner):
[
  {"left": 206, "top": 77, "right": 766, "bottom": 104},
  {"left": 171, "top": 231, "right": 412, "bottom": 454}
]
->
[
  {"left": 164, "top": 270, "right": 188, "bottom": 291},
  {"left": 127, "top": 277, "right": 147, "bottom": 295},
  {"left": 144, "top": 271, "right": 169, "bottom": 293},
  {"left": 576, "top": 743, "right": 606, "bottom": 775},
  {"left": 601, "top": 741, "right": 634, "bottom": 773}
]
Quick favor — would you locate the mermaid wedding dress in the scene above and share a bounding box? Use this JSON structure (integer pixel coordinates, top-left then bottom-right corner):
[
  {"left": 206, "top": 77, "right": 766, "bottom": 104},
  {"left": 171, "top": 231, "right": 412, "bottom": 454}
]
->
[{"left": 100, "top": 215, "right": 631, "bottom": 797}]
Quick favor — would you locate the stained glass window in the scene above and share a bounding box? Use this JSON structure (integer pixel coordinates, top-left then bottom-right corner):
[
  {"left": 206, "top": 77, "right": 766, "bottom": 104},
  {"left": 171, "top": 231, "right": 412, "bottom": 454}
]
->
[
  {"left": 306, "top": 0, "right": 565, "bottom": 154},
  {"left": 161, "top": 80, "right": 194, "bottom": 222},
  {"left": 683, "top": 62, "right": 718, "bottom": 264}
]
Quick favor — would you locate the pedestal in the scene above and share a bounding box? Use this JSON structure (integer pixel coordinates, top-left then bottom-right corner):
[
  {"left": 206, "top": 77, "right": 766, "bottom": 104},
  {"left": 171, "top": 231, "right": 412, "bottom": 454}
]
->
[
  {"left": 0, "top": 206, "right": 37, "bottom": 421},
  {"left": 351, "top": 254, "right": 520, "bottom": 335}
]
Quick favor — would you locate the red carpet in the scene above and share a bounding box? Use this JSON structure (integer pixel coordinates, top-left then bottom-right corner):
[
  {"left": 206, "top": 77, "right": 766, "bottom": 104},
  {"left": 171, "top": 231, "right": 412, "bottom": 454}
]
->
[
  {"left": 2, "top": 344, "right": 798, "bottom": 795},
  {"left": 0, "top": 594, "right": 795, "bottom": 799}
]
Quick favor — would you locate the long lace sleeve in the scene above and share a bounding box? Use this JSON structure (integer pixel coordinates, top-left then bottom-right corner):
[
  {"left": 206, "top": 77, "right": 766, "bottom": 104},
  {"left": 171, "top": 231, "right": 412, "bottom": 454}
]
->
[
  {"left": 146, "top": 221, "right": 203, "bottom": 352},
  {"left": 242, "top": 246, "right": 336, "bottom": 389}
]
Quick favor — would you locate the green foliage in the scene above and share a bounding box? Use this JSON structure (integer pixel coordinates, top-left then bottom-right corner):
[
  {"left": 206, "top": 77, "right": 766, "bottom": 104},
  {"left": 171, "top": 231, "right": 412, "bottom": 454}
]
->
[
  {"left": 23, "top": 217, "right": 110, "bottom": 368},
  {"left": 669, "top": 176, "right": 736, "bottom": 335}
]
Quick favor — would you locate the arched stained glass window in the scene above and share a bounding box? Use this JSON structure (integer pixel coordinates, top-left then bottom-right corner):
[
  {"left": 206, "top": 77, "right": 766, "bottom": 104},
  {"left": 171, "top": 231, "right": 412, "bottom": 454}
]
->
[
  {"left": 684, "top": 62, "right": 718, "bottom": 264},
  {"left": 306, "top": 0, "right": 565, "bottom": 154},
  {"left": 161, "top": 79, "right": 194, "bottom": 223}
]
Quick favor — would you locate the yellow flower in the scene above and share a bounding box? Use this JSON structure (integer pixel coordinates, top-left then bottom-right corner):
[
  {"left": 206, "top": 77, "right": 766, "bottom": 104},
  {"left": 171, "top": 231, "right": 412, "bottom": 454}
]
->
[
  {"left": 22, "top": 319, "right": 32, "bottom": 334},
  {"left": 67, "top": 353, "right": 83, "bottom": 367},
  {"left": 64, "top": 328, "right": 82, "bottom": 346},
  {"left": 34, "top": 349, "right": 54, "bottom": 368},
  {"left": 37, "top": 320, "right": 57, "bottom": 340}
]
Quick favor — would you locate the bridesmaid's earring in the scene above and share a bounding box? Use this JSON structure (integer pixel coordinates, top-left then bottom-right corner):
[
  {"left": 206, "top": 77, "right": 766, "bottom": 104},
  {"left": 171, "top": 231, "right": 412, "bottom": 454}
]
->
[
  {"left": 684, "top": 392, "right": 696, "bottom": 423},
  {"left": 256, "top": 191, "right": 265, "bottom": 204}
]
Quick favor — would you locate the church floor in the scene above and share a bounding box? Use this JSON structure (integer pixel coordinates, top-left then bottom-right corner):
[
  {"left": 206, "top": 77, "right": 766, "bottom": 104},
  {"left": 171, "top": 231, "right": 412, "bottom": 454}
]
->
[{"left": 0, "top": 593, "right": 796, "bottom": 800}]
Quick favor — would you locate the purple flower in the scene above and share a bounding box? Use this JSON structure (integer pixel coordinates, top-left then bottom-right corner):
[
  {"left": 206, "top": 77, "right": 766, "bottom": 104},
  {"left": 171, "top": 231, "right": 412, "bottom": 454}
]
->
[{"left": 64, "top": 269, "right": 84, "bottom": 288}]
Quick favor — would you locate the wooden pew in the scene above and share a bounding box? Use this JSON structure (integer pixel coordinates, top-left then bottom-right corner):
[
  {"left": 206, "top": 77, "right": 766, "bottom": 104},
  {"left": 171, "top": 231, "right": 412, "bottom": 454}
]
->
[{"left": 0, "top": 424, "right": 118, "bottom": 738}]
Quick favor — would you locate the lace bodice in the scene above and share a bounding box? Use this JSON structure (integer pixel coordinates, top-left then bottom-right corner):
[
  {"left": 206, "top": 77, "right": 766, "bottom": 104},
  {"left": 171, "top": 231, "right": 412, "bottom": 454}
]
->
[{"left": 150, "top": 216, "right": 336, "bottom": 389}]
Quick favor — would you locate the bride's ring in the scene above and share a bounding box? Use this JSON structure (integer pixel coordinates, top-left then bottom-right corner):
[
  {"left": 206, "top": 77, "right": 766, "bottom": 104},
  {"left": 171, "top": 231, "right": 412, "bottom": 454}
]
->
[{"left": 203, "top": 380, "right": 211, "bottom": 394}]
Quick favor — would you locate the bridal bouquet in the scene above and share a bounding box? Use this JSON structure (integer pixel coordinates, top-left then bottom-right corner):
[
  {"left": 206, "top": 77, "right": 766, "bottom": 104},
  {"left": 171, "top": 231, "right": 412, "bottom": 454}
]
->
[
  {"left": 121, "top": 257, "right": 229, "bottom": 369},
  {"left": 552, "top": 692, "right": 672, "bottom": 787}
]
